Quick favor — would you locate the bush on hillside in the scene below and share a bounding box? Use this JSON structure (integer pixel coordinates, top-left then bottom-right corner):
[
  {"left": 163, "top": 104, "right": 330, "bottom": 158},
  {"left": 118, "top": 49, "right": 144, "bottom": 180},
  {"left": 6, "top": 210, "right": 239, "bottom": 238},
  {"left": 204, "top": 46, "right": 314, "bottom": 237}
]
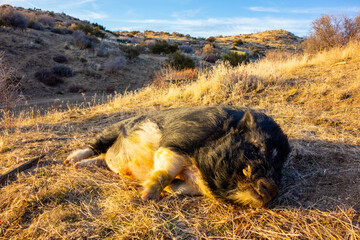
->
[
  {"left": 166, "top": 52, "right": 195, "bottom": 70},
  {"left": 222, "top": 51, "right": 249, "bottom": 67},
  {"left": 72, "top": 31, "right": 94, "bottom": 49},
  {"left": 178, "top": 45, "right": 195, "bottom": 54},
  {"left": 28, "top": 20, "right": 44, "bottom": 30},
  {"left": 104, "top": 55, "right": 127, "bottom": 73},
  {"left": 51, "top": 65, "right": 73, "bottom": 77},
  {"left": 151, "top": 40, "right": 178, "bottom": 54},
  {"left": 53, "top": 55, "right": 68, "bottom": 63},
  {"left": 0, "top": 8, "right": 27, "bottom": 30},
  {"left": 303, "top": 14, "right": 360, "bottom": 53},
  {"left": 73, "top": 22, "right": 105, "bottom": 38},
  {"left": 233, "top": 39, "right": 244, "bottom": 46},
  {"left": 51, "top": 28, "right": 73, "bottom": 35},
  {"left": 206, "top": 36, "right": 216, "bottom": 42},
  {"left": 203, "top": 54, "right": 220, "bottom": 64},
  {"left": 143, "top": 39, "right": 157, "bottom": 49},
  {"left": 34, "top": 69, "right": 63, "bottom": 86},
  {"left": 37, "top": 15, "right": 55, "bottom": 27},
  {"left": 202, "top": 43, "right": 217, "bottom": 54},
  {"left": 119, "top": 45, "right": 140, "bottom": 60}
]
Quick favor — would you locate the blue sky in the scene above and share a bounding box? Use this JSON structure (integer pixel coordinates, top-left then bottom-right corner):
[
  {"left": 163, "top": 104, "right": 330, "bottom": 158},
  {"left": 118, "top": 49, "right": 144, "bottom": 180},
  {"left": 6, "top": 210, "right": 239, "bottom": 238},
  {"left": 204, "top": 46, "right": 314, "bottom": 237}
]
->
[{"left": 3, "top": 0, "right": 360, "bottom": 37}]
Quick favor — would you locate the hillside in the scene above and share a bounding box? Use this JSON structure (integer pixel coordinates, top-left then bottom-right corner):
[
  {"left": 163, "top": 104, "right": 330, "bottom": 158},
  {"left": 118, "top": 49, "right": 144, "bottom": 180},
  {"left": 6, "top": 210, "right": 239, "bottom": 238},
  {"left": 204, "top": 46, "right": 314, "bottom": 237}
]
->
[
  {"left": 0, "top": 5, "right": 302, "bottom": 111},
  {"left": 1, "top": 4, "right": 359, "bottom": 240}
]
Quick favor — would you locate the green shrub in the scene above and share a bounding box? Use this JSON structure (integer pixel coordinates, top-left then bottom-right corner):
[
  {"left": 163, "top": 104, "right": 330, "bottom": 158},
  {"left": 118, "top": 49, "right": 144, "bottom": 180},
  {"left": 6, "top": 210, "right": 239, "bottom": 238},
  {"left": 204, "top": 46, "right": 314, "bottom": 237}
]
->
[
  {"left": 91, "top": 22, "right": 105, "bottom": 31},
  {"left": 222, "top": 50, "right": 249, "bottom": 67},
  {"left": 28, "top": 20, "right": 44, "bottom": 30},
  {"left": 151, "top": 40, "right": 178, "bottom": 54},
  {"left": 233, "top": 39, "right": 244, "bottom": 46},
  {"left": 74, "top": 22, "right": 105, "bottom": 38},
  {"left": 206, "top": 36, "right": 216, "bottom": 42},
  {"left": 119, "top": 45, "right": 140, "bottom": 60},
  {"left": 166, "top": 52, "right": 195, "bottom": 70}
]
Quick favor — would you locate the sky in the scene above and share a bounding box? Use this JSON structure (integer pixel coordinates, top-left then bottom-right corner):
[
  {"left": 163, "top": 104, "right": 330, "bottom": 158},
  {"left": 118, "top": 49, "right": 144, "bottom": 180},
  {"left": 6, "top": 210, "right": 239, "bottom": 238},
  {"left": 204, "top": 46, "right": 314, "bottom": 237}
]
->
[{"left": 2, "top": 0, "right": 360, "bottom": 37}]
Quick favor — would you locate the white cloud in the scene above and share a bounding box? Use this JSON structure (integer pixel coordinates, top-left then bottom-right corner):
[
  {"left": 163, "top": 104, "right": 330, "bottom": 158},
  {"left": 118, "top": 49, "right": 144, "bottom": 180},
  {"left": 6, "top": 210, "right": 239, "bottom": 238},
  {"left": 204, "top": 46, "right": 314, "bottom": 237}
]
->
[
  {"left": 172, "top": 9, "right": 201, "bottom": 18},
  {"left": 70, "top": 10, "right": 108, "bottom": 21},
  {"left": 249, "top": 6, "right": 360, "bottom": 14},
  {"left": 86, "top": 11, "right": 108, "bottom": 19},
  {"left": 1, "top": 0, "right": 38, "bottom": 8},
  {"left": 249, "top": 7, "right": 280, "bottom": 13},
  {"left": 56, "top": 0, "right": 96, "bottom": 11}
]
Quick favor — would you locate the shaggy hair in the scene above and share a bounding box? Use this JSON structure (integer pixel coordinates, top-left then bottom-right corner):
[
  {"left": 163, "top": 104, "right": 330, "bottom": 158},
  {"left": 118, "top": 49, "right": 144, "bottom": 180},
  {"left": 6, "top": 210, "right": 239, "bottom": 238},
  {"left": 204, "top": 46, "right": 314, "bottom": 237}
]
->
[{"left": 66, "top": 106, "right": 290, "bottom": 208}]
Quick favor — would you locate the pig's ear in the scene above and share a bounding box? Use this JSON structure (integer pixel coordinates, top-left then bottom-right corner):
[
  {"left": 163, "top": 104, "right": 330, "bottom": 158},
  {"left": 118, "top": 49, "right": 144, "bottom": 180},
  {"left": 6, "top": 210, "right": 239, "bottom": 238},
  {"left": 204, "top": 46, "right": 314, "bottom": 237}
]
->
[{"left": 238, "top": 111, "right": 256, "bottom": 131}]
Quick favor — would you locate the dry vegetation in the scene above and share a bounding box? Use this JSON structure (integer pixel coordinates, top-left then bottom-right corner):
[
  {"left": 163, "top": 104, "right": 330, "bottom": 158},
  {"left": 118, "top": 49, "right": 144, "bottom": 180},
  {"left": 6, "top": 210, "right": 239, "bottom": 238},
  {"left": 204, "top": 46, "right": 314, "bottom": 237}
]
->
[{"left": 1, "top": 34, "right": 359, "bottom": 238}]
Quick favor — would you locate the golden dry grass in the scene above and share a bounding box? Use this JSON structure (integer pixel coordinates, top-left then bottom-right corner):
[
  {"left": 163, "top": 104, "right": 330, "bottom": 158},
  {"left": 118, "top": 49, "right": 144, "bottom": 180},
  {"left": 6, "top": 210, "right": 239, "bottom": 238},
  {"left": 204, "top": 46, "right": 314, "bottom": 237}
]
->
[{"left": 1, "top": 41, "right": 360, "bottom": 239}]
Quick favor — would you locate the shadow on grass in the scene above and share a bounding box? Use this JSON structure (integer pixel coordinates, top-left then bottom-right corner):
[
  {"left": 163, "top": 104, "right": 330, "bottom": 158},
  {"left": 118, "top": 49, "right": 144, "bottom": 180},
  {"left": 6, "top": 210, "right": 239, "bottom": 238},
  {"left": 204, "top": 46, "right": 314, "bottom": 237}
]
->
[{"left": 274, "top": 139, "right": 360, "bottom": 211}]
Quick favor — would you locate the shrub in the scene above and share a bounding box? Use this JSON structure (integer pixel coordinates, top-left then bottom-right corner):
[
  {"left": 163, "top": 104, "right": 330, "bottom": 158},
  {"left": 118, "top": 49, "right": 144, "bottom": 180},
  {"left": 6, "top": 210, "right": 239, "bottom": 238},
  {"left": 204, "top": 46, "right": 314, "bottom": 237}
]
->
[
  {"left": 178, "top": 45, "right": 195, "bottom": 54},
  {"left": 91, "top": 22, "right": 105, "bottom": 31},
  {"left": 233, "top": 39, "right": 244, "bottom": 46},
  {"left": 206, "top": 36, "right": 216, "bottom": 42},
  {"left": 202, "top": 43, "right": 217, "bottom": 54},
  {"left": 303, "top": 14, "right": 360, "bottom": 53},
  {"left": 51, "top": 65, "right": 73, "bottom": 77},
  {"left": 166, "top": 52, "right": 195, "bottom": 70},
  {"left": 151, "top": 40, "right": 178, "bottom": 54},
  {"left": 104, "top": 55, "right": 127, "bottom": 72},
  {"left": 34, "top": 69, "right": 63, "bottom": 86},
  {"left": 72, "top": 31, "right": 94, "bottom": 49},
  {"left": 95, "top": 45, "right": 110, "bottom": 57},
  {"left": 222, "top": 50, "right": 249, "bottom": 67},
  {"left": 51, "top": 28, "right": 72, "bottom": 34},
  {"left": 171, "top": 32, "right": 184, "bottom": 37},
  {"left": 73, "top": 22, "right": 105, "bottom": 38},
  {"left": 37, "top": 15, "right": 55, "bottom": 27},
  {"left": 28, "top": 20, "right": 44, "bottom": 30},
  {"left": 53, "top": 55, "right": 68, "bottom": 63},
  {"left": 68, "top": 85, "right": 86, "bottom": 93},
  {"left": 119, "top": 45, "right": 140, "bottom": 60},
  {"left": 203, "top": 54, "right": 219, "bottom": 63},
  {"left": 143, "top": 39, "right": 157, "bottom": 49},
  {"left": 0, "top": 8, "right": 28, "bottom": 30}
]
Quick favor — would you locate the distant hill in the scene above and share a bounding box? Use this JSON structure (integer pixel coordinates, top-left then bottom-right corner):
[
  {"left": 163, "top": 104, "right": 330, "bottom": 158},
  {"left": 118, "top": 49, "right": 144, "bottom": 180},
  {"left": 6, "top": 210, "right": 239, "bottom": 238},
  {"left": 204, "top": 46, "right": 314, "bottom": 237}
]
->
[{"left": 0, "top": 4, "right": 302, "bottom": 100}]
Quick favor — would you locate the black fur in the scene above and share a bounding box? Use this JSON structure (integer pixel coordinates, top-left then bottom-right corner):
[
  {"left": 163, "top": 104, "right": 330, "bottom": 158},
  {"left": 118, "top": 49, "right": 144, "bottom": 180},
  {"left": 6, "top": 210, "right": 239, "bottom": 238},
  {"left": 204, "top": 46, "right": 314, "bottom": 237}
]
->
[{"left": 90, "top": 106, "right": 290, "bottom": 205}]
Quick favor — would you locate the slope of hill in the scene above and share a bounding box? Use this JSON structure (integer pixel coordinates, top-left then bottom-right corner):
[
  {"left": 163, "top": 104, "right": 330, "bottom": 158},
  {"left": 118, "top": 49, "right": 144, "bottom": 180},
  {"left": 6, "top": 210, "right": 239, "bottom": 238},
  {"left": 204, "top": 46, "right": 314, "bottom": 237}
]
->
[{"left": 0, "top": 5, "right": 302, "bottom": 108}]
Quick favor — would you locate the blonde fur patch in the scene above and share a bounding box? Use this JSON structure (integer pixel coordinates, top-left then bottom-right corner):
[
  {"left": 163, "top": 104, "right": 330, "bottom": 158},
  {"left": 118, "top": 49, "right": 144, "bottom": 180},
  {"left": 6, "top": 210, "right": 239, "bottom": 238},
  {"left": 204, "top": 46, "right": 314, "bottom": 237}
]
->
[{"left": 105, "top": 120, "right": 162, "bottom": 181}]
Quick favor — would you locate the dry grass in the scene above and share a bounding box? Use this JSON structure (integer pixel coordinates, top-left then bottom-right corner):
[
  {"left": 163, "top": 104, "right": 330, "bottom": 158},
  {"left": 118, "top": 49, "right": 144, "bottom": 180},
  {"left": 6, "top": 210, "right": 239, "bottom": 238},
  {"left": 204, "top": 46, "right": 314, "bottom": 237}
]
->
[
  {"left": 152, "top": 67, "right": 198, "bottom": 87},
  {"left": 1, "top": 41, "right": 360, "bottom": 239}
]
